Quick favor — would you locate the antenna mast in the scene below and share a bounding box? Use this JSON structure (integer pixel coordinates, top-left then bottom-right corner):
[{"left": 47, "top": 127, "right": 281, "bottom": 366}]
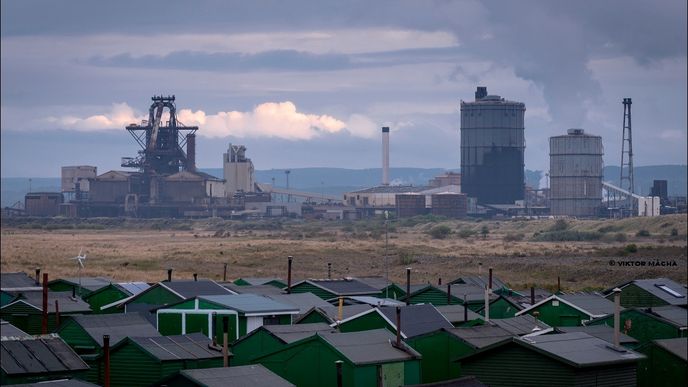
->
[{"left": 620, "top": 98, "right": 634, "bottom": 215}]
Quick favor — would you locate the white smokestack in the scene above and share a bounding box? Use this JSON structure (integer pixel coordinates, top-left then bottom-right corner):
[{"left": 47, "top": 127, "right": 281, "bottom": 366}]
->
[{"left": 382, "top": 127, "right": 390, "bottom": 185}]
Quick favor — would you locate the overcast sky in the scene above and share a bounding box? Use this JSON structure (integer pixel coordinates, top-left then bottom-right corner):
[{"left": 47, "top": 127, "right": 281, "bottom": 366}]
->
[{"left": 2, "top": 0, "right": 686, "bottom": 177}]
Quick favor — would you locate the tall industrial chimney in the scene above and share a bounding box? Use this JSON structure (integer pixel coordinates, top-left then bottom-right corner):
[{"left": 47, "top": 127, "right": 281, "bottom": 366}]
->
[
  {"left": 186, "top": 133, "right": 196, "bottom": 171},
  {"left": 382, "top": 127, "right": 390, "bottom": 186}
]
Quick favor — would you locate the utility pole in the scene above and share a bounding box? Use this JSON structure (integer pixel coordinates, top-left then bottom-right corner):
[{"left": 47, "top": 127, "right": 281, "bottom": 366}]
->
[
  {"left": 384, "top": 210, "right": 389, "bottom": 299},
  {"left": 285, "top": 170, "right": 291, "bottom": 203},
  {"left": 620, "top": 98, "right": 634, "bottom": 216}
]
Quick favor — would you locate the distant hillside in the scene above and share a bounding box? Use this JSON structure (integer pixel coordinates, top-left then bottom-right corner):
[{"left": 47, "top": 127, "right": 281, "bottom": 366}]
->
[{"left": 603, "top": 165, "right": 687, "bottom": 196}]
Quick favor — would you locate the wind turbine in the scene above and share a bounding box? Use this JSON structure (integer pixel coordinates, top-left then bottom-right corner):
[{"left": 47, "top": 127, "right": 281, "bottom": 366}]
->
[{"left": 69, "top": 248, "right": 87, "bottom": 297}]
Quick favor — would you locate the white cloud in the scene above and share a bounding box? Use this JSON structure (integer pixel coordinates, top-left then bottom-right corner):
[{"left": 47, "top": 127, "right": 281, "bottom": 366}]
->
[
  {"left": 44, "top": 103, "right": 143, "bottom": 131},
  {"left": 659, "top": 130, "right": 685, "bottom": 140}
]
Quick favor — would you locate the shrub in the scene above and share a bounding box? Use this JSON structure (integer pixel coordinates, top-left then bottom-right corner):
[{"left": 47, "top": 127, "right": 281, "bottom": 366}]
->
[
  {"left": 636, "top": 229, "right": 651, "bottom": 237},
  {"left": 624, "top": 244, "right": 638, "bottom": 253},
  {"left": 480, "top": 226, "right": 489, "bottom": 239},
  {"left": 550, "top": 219, "right": 570, "bottom": 232},
  {"left": 457, "top": 229, "right": 476, "bottom": 239},
  {"left": 670, "top": 228, "right": 679, "bottom": 237},
  {"left": 428, "top": 225, "right": 452, "bottom": 239}
]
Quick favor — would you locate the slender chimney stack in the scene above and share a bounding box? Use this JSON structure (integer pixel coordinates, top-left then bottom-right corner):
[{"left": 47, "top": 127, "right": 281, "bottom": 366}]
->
[
  {"left": 395, "top": 306, "right": 402, "bottom": 347},
  {"left": 193, "top": 273, "right": 198, "bottom": 281},
  {"left": 478, "top": 262, "right": 482, "bottom": 275},
  {"left": 167, "top": 268, "right": 173, "bottom": 282},
  {"left": 438, "top": 277, "right": 442, "bottom": 286},
  {"left": 223, "top": 263, "right": 227, "bottom": 282},
  {"left": 557, "top": 276, "right": 561, "bottom": 293},
  {"left": 447, "top": 284, "right": 451, "bottom": 305},
  {"left": 382, "top": 127, "right": 390, "bottom": 186},
  {"left": 488, "top": 267, "right": 493, "bottom": 291},
  {"left": 530, "top": 286, "right": 535, "bottom": 306},
  {"left": 54, "top": 300, "right": 60, "bottom": 328},
  {"left": 335, "top": 360, "right": 344, "bottom": 387},
  {"left": 35, "top": 268, "right": 41, "bottom": 285},
  {"left": 222, "top": 316, "right": 229, "bottom": 367},
  {"left": 287, "top": 256, "right": 293, "bottom": 294},
  {"left": 104, "top": 335, "right": 111, "bottom": 387},
  {"left": 484, "top": 286, "right": 490, "bottom": 323},
  {"left": 42, "top": 273, "right": 48, "bottom": 334},
  {"left": 463, "top": 294, "right": 468, "bottom": 322},
  {"left": 338, "top": 296, "right": 344, "bottom": 323},
  {"left": 613, "top": 288, "right": 621, "bottom": 348},
  {"left": 406, "top": 268, "right": 411, "bottom": 305},
  {"left": 186, "top": 133, "right": 196, "bottom": 171}
]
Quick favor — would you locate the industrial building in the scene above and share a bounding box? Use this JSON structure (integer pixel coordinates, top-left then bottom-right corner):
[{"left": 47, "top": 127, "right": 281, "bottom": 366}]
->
[
  {"left": 549, "top": 129, "right": 604, "bottom": 217},
  {"left": 460, "top": 87, "right": 526, "bottom": 205},
  {"left": 224, "top": 143, "right": 256, "bottom": 196},
  {"left": 24, "top": 192, "right": 63, "bottom": 217}
]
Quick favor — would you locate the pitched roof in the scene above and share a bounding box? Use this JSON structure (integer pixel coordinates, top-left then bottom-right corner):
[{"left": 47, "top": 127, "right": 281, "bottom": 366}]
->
[
  {"left": 162, "top": 280, "right": 234, "bottom": 298},
  {"left": 263, "top": 323, "right": 334, "bottom": 344},
  {"left": 199, "top": 294, "right": 299, "bottom": 315},
  {"left": 435, "top": 305, "right": 482, "bottom": 323},
  {"left": 342, "top": 296, "right": 404, "bottom": 307},
  {"left": 377, "top": 304, "right": 454, "bottom": 338},
  {"left": 558, "top": 293, "right": 617, "bottom": 316},
  {"left": 297, "top": 278, "right": 380, "bottom": 296},
  {"left": 613, "top": 278, "right": 687, "bottom": 305},
  {"left": 7, "top": 291, "right": 91, "bottom": 313},
  {"left": 127, "top": 333, "right": 224, "bottom": 361},
  {"left": 501, "top": 288, "right": 552, "bottom": 310},
  {"left": 310, "top": 304, "right": 374, "bottom": 323},
  {"left": 9, "top": 380, "right": 99, "bottom": 387},
  {"left": 69, "top": 313, "right": 160, "bottom": 347},
  {"left": 50, "top": 277, "right": 112, "bottom": 292},
  {"left": 1, "top": 320, "right": 31, "bottom": 338},
  {"left": 404, "top": 376, "right": 487, "bottom": 387},
  {"left": 448, "top": 284, "right": 497, "bottom": 303},
  {"left": 319, "top": 329, "right": 421, "bottom": 365},
  {"left": 236, "top": 277, "right": 285, "bottom": 286},
  {"left": 115, "top": 282, "right": 150, "bottom": 296},
  {"left": 223, "top": 283, "right": 284, "bottom": 296},
  {"left": 446, "top": 326, "right": 515, "bottom": 349},
  {"left": 352, "top": 276, "right": 392, "bottom": 290},
  {"left": 491, "top": 315, "right": 551, "bottom": 335},
  {"left": 178, "top": 364, "right": 295, "bottom": 387},
  {"left": 654, "top": 338, "right": 687, "bottom": 361},
  {"left": 264, "top": 293, "right": 332, "bottom": 315},
  {"left": 514, "top": 332, "right": 644, "bottom": 367},
  {"left": 649, "top": 305, "right": 688, "bottom": 327},
  {"left": 450, "top": 275, "right": 508, "bottom": 290},
  {"left": 0, "top": 272, "right": 38, "bottom": 289},
  {"left": 1, "top": 335, "right": 89, "bottom": 375},
  {"left": 557, "top": 326, "right": 638, "bottom": 345}
]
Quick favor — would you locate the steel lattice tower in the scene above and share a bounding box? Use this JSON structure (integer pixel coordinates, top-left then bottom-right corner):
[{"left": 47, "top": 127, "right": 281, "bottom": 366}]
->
[{"left": 620, "top": 98, "right": 634, "bottom": 211}]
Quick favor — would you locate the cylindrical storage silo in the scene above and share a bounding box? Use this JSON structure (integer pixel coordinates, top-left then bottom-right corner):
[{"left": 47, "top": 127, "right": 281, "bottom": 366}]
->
[
  {"left": 460, "top": 88, "right": 526, "bottom": 204},
  {"left": 549, "top": 129, "right": 604, "bottom": 217}
]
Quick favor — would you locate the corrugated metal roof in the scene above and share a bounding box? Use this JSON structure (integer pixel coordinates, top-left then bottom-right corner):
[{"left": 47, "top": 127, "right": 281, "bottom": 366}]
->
[
  {"left": 180, "top": 364, "right": 294, "bottom": 387},
  {"left": 559, "top": 293, "right": 616, "bottom": 316},
  {"left": 70, "top": 313, "right": 160, "bottom": 347},
  {"left": 303, "top": 279, "right": 379, "bottom": 295},
  {"left": 265, "top": 293, "right": 331, "bottom": 314},
  {"left": 516, "top": 332, "right": 644, "bottom": 367},
  {"left": 378, "top": 304, "right": 453, "bottom": 338},
  {"left": 630, "top": 278, "right": 686, "bottom": 305},
  {"left": 557, "top": 326, "right": 638, "bottom": 344},
  {"left": 446, "top": 326, "right": 514, "bottom": 349},
  {"left": 653, "top": 338, "right": 687, "bottom": 361},
  {"left": 116, "top": 282, "right": 150, "bottom": 296},
  {"left": 163, "top": 280, "right": 233, "bottom": 298},
  {"left": 264, "top": 323, "right": 334, "bottom": 343},
  {"left": 320, "top": 329, "right": 420, "bottom": 365},
  {"left": 0, "top": 272, "right": 38, "bottom": 289},
  {"left": 1, "top": 320, "right": 31, "bottom": 338},
  {"left": 200, "top": 294, "right": 298, "bottom": 314},
  {"left": 492, "top": 315, "right": 551, "bottom": 336},
  {"left": 352, "top": 276, "right": 392, "bottom": 290},
  {"left": 11, "top": 291, "right": 91, "bottom": 313},
  {"left": 128, "top": 333, "right": 223, "bottom": 361},
  {"left": 53, "top": 277, "right": 112, "bottom": 292},
  {"left": 435, "top": 305, "right": 482, "bottom": 323},
  {"left": 650, "top": 305, "right": 688, "bottom": 327},
  {"left": 1, "top": 335, "right": 89, "bottom": 375},
  {"left": 223, "top": 284, "right": 284, "bottom": 296},
  {"left": 10, "top": 379, "right": 100, "bottom": 386}
]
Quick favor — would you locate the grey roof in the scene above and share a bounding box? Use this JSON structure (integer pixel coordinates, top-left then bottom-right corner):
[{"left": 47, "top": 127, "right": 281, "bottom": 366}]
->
[
  {"left": 69, "top": 313, "right": 160, "bottom": 347},
  {"left": 265, "top": 293, "right": 332, "bottom": 314},
  {"left": 515, "top": 332, "right": 644, "bottom": 367},
  {"left": 557, "top": 326, "right": 638, "bottom": 345},
  {"left": 559, "top": 293, "right": 617, "bottom": 316},
  {"left": 618, "top": 278, "right": 687, "bottom": 305},
  {"left": 654, "top": 338, "right": 687, "bottom": 361},
  {"left": 313, "top": 304, "right": 374, "bottom": 322},
  {"left": 319, "top": 329, "right": 421, "bottom": 365},
  {"left": 200, "top": 294, "right": 298, "bottom": 315},
  {"left": 237, "top": 277, "right": 285, "bottom": 286},
  {"left": 116, "top": 282, "right": 150, "bottom": 296},
  {"left": 349, "top": 185, "right": 428, "bottom": 194},
  {"left": 344, "top": 296, "right": 404, "bottom": 307},
  {"left": 353, "top": 276, "right": 392, "bottom": 291},
  {"left": 649, "top": 305, "right": 688, "bottom": 327},
  {"left": 502, "top": 288, "right": 552, "bottom": 309},
  {"left": 451, "top": 275, "right": 508, "bottom": 290},
  {"left": 10, "top": 291, "right": 91, "bottom": 313},
  {"left": 224, "top": 283, "right": 284, "bottom": 296},
  {"left": 179, "top": 364, "right": 294, "bottom": 387},
  {"left": 305, "top": 278, "right": 380, "bottom": 296},
  {"left": 448, "top": 284, "right": 497, "bottom": 303},
  {"left": 128, "top": 333, "right": 223, "bottom": 361},
  {"left": 492, "top": 315, "right": 551, "bottom": 336},
  {"left": 404, "top": 375, "right": 487, "bottom": 387},
  {"left": 1, "top": 335, "right": 89, "bottom": 375},
  {"left": 1, "top": 320, "right": 31, "bottom": 338},
  {"left": 52, "top": 277, "right": 112, "bottom": 292},
  {"left": 446, "top": 326, "right": 515, "bottom": 348},
  {"left": 264, "top": 323, "right": 334, "bottom": 343},
  {"left": 435, "top": 305, "right": 482, "bottom": 323},
  {"left": 11, "top": 380, "right": 99, "bottom": 387},
  {"left": 163, "top": 280, "right": 233, "bottom": 298},
  {"left": 1, "top": 272, "right": 38, "bottom": 289},
  {"left": 378, "top": 304, "right": 454, "bottom": 338}
]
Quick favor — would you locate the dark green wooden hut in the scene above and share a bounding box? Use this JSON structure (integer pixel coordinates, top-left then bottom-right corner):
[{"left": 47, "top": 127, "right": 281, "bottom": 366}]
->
[
  {"left": 231, "top": 323, "right": 333, "bottom": 365},
  {"left": 295, "top": 304, "right": 373, "bottom": 325},
  {"left": 233, "top": 277, "right": 287, "bottom": 288},
  {"left": 603, "top": 278, "right": 686, "bottom": 308},
  {"left": 586, "top": 306, "right": 687, "bottom": 345},
  {"left": 515, "top": 293, "right": 615, "bottom": 327},
  {"left": 640, "top": 338, "right": 687, "bottom": 387},
  {"left": 407, "top": 284, "right": 495, "bottom": 311},
  {"left": 47, "top": 277, "right": 112, "bottom": 298},
  {"left": 337, "top": 304, "right": 453, "bottom": 339},
  {"left": 82, "top": 282, "right": 150, "bottom": 314},
  {"left": 287, "top": 279, "right": 380, "bottom": 300},
  {"left": 157, "top": 364, "right": 295, "bottom": 387},
  {"left": 253, "top": 329, "right": 422, "bottom": 387},
  {"left": 0, "top": 290, "right": 91, "bottom": 334}
]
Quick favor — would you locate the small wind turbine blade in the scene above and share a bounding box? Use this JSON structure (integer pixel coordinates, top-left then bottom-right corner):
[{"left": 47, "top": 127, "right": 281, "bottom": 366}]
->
[
  {"left": 78, "top": 260, "right": 84, "bottom": 268},
  {"left": 78, "top": 248, "right": 83, "bottom": 256}
]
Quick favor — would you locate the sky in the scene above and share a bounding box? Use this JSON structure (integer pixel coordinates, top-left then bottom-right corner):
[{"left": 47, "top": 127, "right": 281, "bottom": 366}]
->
[{"left": 1, "top": 0, "right": 686, "bottom": 177}]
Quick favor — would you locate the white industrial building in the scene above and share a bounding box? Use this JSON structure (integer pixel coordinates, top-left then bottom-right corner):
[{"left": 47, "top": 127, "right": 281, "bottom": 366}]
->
[{"left": 223, "top": 143, "right": 255, "bottom": 196}]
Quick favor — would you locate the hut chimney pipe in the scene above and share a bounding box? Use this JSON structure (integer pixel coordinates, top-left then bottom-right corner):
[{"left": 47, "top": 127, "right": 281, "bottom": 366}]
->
[
  {"left": 438, "top": 277, "right": 442, "bottom": 286},
  {"left": 193, "top": 273, "right": 198, "bottom": 281},
  {"left": 447, "top": 284, "right": 451, "bottom": 305},
  {"left": 484, "top": 286, "right": 490, "bottom": 323},
  {"left": 463, "top": 294, "right": 468, "bottom": 322},
  {"left": 557, "top": 276, "right": 561, "bottom": 293},
  {"left": 54, "top": 300, "right": 60, "bottom": 328},
  {"left": 530, "top": 286, "right": 535, "bottom": 306},
  {"left": 167, "top": 268, "right": 173, "bottom": 282},
  {"left": 35, "top": 268, "right": 41, "bottom": 285},
  {"left": 613, "top": 288, "right": 621, "bottom": 348},
  {"left": 338, "top": 296, "right": 344, "bottom": 323},
  {"left": 335, "top": 360, "right": 344, "bottom": 387},
  {"left": 222, "top": 316, "right": 229, "bottom": 367},
  {"left": 72, "top": 285, "right": 76, "bottom": 299},
  {"left": 103, "top": 335, "right": 111, "bottom": 387},
  {"left": 395, "top": 306, "right": 401, "bottom": 347},
  {"left": 223, "top": 263, "right": 227, "bottom": 282},
  {"left": 211, "top": 312, "right": 217, "bottom": 346},
  {"left": 478, "top": 262, "right": 482, "bottom": 275},
  {"left": 42, "top": 273, "right": 48, "bottom": 334},
  {"left": 406, "top": 268, "right": 411, "bottom": 305},
  {"left": 488, "top": 267, "right": 493, "bottom": 291},
  {"left": 287, "top": 256, "right": 293, "bottom": 294}
]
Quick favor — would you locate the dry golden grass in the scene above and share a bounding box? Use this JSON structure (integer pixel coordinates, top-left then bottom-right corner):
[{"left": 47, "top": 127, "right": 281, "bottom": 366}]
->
[{"left": 1, "top": 215, "right": 686, "bottom": 291}]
